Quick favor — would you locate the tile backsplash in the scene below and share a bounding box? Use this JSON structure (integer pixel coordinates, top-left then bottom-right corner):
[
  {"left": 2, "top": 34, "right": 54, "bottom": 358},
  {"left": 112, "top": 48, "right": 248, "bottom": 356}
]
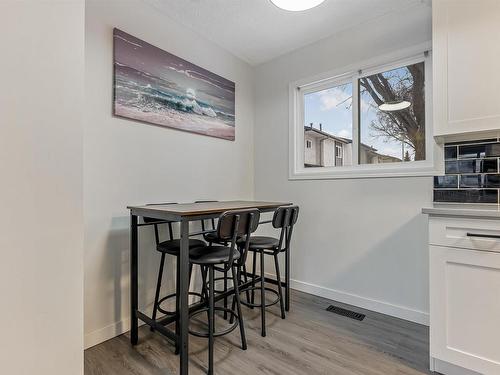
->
[{"left": 434, "top": 139, "right": 500, "bottom": 204}]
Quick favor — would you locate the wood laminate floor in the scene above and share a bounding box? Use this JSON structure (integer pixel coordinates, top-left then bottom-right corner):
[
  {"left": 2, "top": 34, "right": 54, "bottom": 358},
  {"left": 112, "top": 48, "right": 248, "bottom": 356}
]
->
[{"left": 85, "top": 289, "right": 431, "bottom": 375}]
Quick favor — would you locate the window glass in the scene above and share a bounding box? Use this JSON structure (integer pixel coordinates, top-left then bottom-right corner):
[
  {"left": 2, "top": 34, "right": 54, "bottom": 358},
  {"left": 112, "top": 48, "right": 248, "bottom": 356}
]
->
[
  {"left": 359, "top": 62, "right": 425, "bottom": 164},
  {"left": 303, "top": 83, "right": 353, "bottom": 168}
]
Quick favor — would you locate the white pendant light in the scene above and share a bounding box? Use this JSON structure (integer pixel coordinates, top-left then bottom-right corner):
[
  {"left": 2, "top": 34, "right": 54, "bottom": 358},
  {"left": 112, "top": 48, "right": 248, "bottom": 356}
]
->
[
  {"left": 379, "top": 101, "right": 411, "bottom": 112},
  {"left": 270, "top": 0, "right": 326, "bottom": 12}
]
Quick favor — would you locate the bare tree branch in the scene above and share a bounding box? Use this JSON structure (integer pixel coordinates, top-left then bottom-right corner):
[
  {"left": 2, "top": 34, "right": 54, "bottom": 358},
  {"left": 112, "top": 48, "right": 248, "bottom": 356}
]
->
[{"left": 360, "top": 62, "right": 425, "bottom": 160}]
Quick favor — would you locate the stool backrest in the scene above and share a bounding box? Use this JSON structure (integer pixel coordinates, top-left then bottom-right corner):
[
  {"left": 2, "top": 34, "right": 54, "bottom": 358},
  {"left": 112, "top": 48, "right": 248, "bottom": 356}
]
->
[
  {"left": 143, "top": 202, "right": 178, "bottom": 244},
  {"left": 217, "top": 208, "right": 260, "bottom": 269},
  {"left": 272, "top": 205, "right": 299, "bottom": 252}
]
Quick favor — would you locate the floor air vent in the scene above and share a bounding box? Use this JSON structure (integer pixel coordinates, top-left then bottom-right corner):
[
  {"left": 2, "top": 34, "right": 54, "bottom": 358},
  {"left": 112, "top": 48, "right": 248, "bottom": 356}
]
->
[{"left": 326, "top": 305, "right": 365, "bottom": 321}]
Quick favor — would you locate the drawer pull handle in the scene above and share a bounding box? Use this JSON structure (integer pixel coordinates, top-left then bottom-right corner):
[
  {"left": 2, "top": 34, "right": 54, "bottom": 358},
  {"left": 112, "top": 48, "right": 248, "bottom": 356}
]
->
[{"left": 466, "top": 233, "right": 500, "bottom": 239}]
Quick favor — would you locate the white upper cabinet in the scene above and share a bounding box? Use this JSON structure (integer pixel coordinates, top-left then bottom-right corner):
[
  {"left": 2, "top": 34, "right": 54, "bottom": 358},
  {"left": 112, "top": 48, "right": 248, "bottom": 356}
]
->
[{"left": 433, "top": 0, "right": 500, "bottom": 141}]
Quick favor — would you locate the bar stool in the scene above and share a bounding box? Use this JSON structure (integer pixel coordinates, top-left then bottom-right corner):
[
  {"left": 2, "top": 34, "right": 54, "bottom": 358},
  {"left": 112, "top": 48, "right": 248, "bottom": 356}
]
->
[
  {"left": 196, "top": 200, "right": 247, "bottom": 319},
  {"left": 189, "top": 209, "right": 260, "bottom": 375},
  {"left": 237, "top": 205, "right": 299, "bottom": 337},
  {"left": 145, "top": 203, "right": 207, "bottom": 353}
]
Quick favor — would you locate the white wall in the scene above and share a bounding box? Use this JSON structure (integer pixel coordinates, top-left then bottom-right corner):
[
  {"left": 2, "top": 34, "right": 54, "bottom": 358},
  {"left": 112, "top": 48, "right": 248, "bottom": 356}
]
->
[
  {"left": 254, "top": 7, "right": 433, "bottom": 324},
  {"left": 84, "top": 0, "right": 255, "bottom": 348},
  {"left": 0, "top": 1, "right": 84, "bottom": 374}
]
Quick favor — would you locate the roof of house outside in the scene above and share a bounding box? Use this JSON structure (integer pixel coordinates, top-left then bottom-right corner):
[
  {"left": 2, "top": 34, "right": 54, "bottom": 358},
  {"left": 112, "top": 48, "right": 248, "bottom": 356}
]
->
[
  {"left": 304, "top": 125, "right": 351, "bottom": 145},
  {"left": 304, "top": 125, "right": 402, "bottom": 162}
]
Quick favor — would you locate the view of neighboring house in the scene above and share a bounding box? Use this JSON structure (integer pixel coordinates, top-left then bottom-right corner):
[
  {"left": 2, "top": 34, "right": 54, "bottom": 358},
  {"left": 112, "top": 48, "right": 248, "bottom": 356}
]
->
[{"left": 304, "top": 124, "right": 401, "bottom": 167}]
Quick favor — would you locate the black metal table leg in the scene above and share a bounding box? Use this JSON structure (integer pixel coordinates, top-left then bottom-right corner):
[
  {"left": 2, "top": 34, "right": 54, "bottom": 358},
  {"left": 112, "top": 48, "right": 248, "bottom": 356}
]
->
[
  {"left": 208, "top": 266, "right": 215, "bottom": 374},
  {"left": 223, "top": 269, "right": 228, "bottom": 320},
  {"left": 130, "top": 214, "right": 139, "bottom": 345},
  {"left": 251, "top": 251, "right": 257, "bottom": 306},
  {"left": 260, "top": 250, "right": 266, "bottom": 337},
  {"left": 179, "top": 219, "right": 190, "bottom": 375},
  {"left": 285, "top": 247, "right": 290, "bottom": 312}
]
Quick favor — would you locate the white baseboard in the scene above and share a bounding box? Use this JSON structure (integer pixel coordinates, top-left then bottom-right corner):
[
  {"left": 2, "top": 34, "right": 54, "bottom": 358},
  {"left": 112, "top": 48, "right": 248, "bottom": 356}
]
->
[
  {"left": 432, "top": 358, "right": 482, "bottom": 375},
  {"left": 85, "top": 318, "right": 130, "bottom": 349},
  {"left": 84, "top": 287, "right": 196, "bottom": 349},
  {"left": 85, "top": 317, "right": 147, "bottom": 349},
  {"left": 264, "top": 271, "right": 429, "bottom": 326}
]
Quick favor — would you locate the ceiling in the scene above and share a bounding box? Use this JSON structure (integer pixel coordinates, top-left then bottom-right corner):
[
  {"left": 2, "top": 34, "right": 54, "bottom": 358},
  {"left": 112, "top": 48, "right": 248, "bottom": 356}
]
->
[{"left": 144, "top": 0, "right": 431, "bottom": 66}]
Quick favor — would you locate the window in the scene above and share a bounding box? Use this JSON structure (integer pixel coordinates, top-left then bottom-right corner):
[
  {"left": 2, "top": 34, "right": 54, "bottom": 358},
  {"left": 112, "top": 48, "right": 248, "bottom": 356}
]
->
[
  {"left": 335, "top": 143, "right": 343, "bottom": 166},
  {"left": 290, "top": 50, "right": 434, "bottom": 179}
]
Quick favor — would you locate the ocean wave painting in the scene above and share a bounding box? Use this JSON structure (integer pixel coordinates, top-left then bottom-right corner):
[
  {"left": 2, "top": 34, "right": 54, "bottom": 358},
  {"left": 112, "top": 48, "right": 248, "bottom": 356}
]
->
[{"left": 113, "top": 28, "right": 235, "bottom": 140}]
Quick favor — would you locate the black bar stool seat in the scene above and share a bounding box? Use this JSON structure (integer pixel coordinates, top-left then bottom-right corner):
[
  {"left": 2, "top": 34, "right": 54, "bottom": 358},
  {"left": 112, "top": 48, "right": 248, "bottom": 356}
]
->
[
  {"left": 190, "top": 246, "right": 240, "bottom": 265},
  {"left": 239, "top": 236, "right": 279, "bottom": 251},
  {"left": 157, "top": 238, "right": 206, "bottom": 255}
]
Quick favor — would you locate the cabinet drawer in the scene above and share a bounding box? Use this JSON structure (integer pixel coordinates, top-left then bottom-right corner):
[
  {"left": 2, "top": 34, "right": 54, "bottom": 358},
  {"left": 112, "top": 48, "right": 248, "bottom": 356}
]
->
[{"left": 429, "top": 216, "right": 500, "bottom": 252}]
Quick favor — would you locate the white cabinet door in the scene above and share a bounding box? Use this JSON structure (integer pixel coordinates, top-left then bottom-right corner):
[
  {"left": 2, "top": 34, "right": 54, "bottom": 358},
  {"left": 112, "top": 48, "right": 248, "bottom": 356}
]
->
[
  {"left": 430, "top": 245, "right": 500, "bottom": 374},
  {"left": 433, "top": 0, "right": 500, "bottom": 139}
]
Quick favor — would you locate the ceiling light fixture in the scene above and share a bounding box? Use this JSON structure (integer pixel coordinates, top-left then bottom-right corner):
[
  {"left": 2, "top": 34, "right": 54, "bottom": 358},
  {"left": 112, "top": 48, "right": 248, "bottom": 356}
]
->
[
  {"left": 270, "top": 0, "right": 326, "bottom": 12},
  {"left": 378, "top": 101, "right": 411, "bottom": 112}
]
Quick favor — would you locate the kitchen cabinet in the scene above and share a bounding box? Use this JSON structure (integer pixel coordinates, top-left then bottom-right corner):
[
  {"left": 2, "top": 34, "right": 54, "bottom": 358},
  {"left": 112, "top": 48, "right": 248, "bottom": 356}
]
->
[
  {"left": 426, "top": 213, "right": 500, "bottom": 374},
  {"left": 433, "top": 0, "right": 500, "bottom": 141}
]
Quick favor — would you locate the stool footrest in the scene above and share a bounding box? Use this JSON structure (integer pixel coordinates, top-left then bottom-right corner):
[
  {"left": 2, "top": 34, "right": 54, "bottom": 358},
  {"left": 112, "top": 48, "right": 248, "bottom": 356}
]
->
[
  {"left": 188, "top": 307, "right": 239, "bottom": 338},
  {"left": 157, "top": 291, "right": 204, "bottom": 316},
  {"left": 239, "top": 286, "right": 281, "bottom": 308}
]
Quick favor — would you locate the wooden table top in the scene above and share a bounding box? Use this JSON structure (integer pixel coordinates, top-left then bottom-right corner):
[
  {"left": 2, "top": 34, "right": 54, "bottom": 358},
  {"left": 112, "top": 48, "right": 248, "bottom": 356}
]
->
[{"left": 127, "top": 200, "right": 292, "bottom": 218}]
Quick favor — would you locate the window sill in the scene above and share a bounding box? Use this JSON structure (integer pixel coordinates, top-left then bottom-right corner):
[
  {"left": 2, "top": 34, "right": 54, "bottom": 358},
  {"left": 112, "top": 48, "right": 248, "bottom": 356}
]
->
[{"left": 289, "top": 165, "right": 440, "bottom": 180}]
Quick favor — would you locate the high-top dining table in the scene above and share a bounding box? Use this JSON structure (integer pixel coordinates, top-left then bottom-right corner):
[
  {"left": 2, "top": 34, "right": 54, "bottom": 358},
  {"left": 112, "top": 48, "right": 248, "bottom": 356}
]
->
[{"left": 127, "top": 200, "right": 292, "bottom": 375}]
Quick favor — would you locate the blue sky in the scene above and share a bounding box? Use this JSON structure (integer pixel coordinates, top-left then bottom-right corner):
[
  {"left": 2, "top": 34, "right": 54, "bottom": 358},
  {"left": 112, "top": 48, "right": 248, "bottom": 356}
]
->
[
  {"left": 304, "top": 66, "right": 417, "bottom": 161},
  {"left": 304, "top": 83, "right": 354, "bottom": 140}
]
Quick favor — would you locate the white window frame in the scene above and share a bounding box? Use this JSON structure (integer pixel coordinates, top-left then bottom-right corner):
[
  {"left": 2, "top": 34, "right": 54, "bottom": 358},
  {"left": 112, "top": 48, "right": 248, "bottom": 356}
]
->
[
  {"left": 306, "top": 139, "right": 312, "bottom": 149},
  {"left": 289, "top": 44, "right": 441, "bottom": 180}
]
